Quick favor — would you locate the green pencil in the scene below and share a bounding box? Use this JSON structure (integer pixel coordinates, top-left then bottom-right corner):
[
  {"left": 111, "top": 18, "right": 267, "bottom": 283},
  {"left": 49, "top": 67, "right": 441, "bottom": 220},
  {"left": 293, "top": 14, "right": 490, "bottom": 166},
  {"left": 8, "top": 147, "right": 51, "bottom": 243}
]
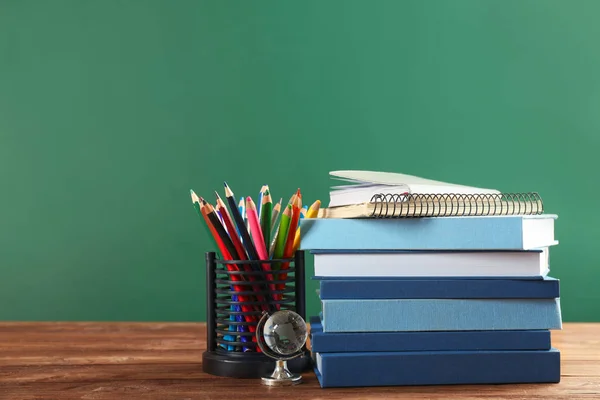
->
[
  {"left": 272, "top": 204, "right": 292, "bottom": 269},
  {"left": 260, "top": 189, "right": 273, "bottom": 251}
]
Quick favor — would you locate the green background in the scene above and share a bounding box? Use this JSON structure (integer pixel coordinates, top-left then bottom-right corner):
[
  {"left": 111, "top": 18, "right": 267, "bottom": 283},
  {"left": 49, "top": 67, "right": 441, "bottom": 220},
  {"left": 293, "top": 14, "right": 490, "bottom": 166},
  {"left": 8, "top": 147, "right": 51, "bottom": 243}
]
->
[{"left": 1, "top": 1, "right": 598, "bottom": 322}]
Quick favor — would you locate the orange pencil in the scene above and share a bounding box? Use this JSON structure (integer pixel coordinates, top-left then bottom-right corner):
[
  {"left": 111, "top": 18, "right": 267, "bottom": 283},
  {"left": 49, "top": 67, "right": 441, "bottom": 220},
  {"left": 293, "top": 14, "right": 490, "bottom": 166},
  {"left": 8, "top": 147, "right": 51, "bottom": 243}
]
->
[
  {"left": 279, "top": 191, "right": 302, "bottom": 290},
  {"left": 283, "top": 190, "right": 302, "bottom": 258},
  {"left": 293, "top": 199, "right": 321, "bottom": 252}
]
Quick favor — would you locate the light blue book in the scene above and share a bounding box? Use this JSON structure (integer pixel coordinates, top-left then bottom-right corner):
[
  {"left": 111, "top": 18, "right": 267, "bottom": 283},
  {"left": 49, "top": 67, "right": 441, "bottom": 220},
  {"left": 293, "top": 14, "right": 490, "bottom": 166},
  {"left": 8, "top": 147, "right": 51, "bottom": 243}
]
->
[
  {"left": 320, "top": 298, "right": 562, "bottom": 332},
  {"left": 300, "top": 215, "right": 557, "bottom": 250}
]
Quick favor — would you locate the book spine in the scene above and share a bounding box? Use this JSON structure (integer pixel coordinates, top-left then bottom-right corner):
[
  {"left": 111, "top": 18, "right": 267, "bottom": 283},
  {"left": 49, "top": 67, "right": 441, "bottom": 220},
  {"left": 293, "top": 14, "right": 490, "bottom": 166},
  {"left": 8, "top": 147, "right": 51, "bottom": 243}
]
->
[
  {"left": 309, "top": 322, "right": 551, "bottom": 353},
  {"left": 318, "top": 278, "right": 559, "bottom": 299},
  {"left": 321, "top": 298, "right": 563, "bottom": 332},
  {"left": 315, "top": 349, "right": 560, "bottom": 387},
  {"left": 301, "top": 217, "right": 539, "bottom": 250}
]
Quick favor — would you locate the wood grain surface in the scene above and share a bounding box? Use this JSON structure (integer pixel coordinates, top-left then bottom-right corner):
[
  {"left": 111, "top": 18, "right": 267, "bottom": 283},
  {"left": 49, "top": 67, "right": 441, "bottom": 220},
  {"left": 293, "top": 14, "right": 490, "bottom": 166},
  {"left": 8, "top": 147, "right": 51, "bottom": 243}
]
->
[{"left": 0, "top": 322, "right": 598, "bottom": 399}]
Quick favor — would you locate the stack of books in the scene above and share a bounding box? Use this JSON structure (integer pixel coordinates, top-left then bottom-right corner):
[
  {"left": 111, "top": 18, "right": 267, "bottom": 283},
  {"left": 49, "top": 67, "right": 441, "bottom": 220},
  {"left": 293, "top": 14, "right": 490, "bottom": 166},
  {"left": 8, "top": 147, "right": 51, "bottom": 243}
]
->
[{"left": 300, "top": 171, "right": 562, "bottom": 388}]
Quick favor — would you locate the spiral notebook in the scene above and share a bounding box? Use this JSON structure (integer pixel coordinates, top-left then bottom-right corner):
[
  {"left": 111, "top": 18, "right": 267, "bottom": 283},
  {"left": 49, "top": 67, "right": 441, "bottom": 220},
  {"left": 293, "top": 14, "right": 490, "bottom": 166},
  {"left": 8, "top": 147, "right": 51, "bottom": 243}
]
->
[{"left": 321, "top": 170, "right": 544, "bottom": 218}]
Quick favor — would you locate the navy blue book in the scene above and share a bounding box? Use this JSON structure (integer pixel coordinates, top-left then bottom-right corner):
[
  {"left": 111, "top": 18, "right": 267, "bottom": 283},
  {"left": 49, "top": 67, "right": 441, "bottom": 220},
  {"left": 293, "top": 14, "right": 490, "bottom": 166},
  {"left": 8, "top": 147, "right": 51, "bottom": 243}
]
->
[
  {"left": 309, "top": 317, "right": 551, "bottom": 353},
  {"left": 314, "top": 349, "right": 561, "bottom": 387},
  {"left": 316, "top": 277, "right": 560, "bottom": 299}
]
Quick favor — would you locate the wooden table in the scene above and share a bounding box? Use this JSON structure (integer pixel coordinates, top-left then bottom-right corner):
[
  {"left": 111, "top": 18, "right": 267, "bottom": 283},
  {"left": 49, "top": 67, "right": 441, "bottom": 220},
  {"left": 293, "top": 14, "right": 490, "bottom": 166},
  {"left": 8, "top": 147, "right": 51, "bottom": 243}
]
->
[{"left": 0, "top": 322, "right": 598, "bottom": 399}]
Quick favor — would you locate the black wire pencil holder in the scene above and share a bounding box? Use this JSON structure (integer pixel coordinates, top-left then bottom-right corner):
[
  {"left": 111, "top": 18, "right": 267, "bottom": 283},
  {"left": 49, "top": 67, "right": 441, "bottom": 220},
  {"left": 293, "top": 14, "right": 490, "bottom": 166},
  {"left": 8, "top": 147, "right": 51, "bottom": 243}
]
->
[{"left": 202, "top": 250, "right": 312, "bottom": 378}]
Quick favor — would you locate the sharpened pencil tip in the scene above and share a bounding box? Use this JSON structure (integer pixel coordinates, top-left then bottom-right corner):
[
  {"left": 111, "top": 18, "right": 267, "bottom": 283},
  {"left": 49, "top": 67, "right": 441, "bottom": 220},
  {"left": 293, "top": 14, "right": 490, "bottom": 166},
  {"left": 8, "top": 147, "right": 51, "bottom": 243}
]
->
[
  {"left": 214, "top": 191, "right": 221, "bottom": 200},
  {"left": 223, "top": 182, "right": 233, "bottom": 197}
]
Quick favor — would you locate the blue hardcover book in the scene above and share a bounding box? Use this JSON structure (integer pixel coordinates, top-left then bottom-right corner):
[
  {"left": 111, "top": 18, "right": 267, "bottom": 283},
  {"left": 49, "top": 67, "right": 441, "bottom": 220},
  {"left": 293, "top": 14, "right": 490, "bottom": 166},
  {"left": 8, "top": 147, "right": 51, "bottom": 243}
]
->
[
  {"left": 309, "top": 317, "right": 551, "bottom": 353},
  {"left": 314, "top": 349, "right": 561, "bottom": 387},
  {"left": 317, "top": 277, "right": 560, "bottom": 299},
  {"left": 320, "top": 298, "right": 562, "bottom": 332},
  {"left": 300, "top": 215, "right": 557, "bottom": 250}
]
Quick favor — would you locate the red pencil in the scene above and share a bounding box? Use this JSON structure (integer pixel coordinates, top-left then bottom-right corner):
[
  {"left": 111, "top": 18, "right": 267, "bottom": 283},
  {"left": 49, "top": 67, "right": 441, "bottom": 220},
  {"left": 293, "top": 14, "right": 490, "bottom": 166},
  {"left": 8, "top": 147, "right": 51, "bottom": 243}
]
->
[{"left": 200, "top": 198, "right": 260, "bottom": 331}]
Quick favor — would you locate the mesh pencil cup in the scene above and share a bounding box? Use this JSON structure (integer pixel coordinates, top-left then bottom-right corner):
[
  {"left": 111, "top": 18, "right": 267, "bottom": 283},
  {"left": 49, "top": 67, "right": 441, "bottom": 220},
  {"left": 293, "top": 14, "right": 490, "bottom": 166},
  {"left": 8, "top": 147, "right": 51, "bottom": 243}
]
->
[{"left": 202, "top": 250, "right": 312, "bottom": 378}]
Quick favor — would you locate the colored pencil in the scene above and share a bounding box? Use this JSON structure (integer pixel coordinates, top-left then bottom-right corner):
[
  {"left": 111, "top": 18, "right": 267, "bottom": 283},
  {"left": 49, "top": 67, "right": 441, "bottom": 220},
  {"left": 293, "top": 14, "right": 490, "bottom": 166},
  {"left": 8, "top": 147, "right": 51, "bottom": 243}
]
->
[
  {"left": 306, "top": 200, "right": 321, "bottom": 219},
  {"left": 270, "top": 198, "right": 282, "bottom": 232},
  {"left": 201, "top": 198, "right": 239, "bottom": 260},
  {"left": 273, "top": 204, "right": 292, "bottom": 264},
  {"left": 282, "top": 193, "right": 302, "bottom": 261},
  {"left": 268, "top": 198, "right": 283, "bottom": 257},
  {"left": 224, "top": 182, "right": 260, "bottom": 263},
  {"left": 226, "top": 301, "right": 237, "bottom": 351},
  {"left": 237, "top": 197, "right": 245, "bottom": 242},
  {"left": 268, "top": 224, "right": 279, "bottom": 259},
  {"left": 257, "top": 185, "right": 267, "bottom": 219},
  {"left": 193, "top": 191, "right": 237, "bottom": 349},
  {"left": 270, "top": 191, "right": 297, "bottom": 257},
  {"left": 216, "top": 192, "right": 247, "bottom": 260},
  {"left": 214, "top": 191, "right": 239, "bottom": 350},
  {"left": 299, "top": 205, "right": 308, "bottom": 224},
  {"left": 191, "top": 190, "right": 226, "bottom": 257},
  {"left": 246, "top": 197, "right": 268, "bottom": 259},
  {"left": 282, "top": 189, "right": 302, "bottom": 251},
  {"left": 293, "top": 200, "right": 320, "bottom": 252},
  {"left": 277, "top": 193, "right": 302, "bottom": 292},
  {"left": 290, "top": 205, "right": 307, "bottom": 253},
  {"left": 234, "top": 295, "right": 251, "bottom": 351},
  {"left": 260, "top": 190, "right": 273, "bottom": 250}
]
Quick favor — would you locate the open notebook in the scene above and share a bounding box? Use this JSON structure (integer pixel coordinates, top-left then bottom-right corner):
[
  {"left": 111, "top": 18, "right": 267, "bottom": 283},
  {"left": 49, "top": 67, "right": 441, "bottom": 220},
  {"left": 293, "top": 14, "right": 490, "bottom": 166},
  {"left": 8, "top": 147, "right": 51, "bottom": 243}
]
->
[{"left": 321, "top": 170, "right": 544, "bottom": 218}]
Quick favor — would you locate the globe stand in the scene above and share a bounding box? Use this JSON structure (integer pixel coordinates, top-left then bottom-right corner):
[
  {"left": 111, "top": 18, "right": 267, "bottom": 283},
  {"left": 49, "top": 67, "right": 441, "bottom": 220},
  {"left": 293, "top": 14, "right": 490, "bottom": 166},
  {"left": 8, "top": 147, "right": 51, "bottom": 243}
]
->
[
  {"left": 261, "top": 360, "right": 302, "bottom": 386},
  {"left": 256, "top": 310, "right": 308, "bottom": 387}
]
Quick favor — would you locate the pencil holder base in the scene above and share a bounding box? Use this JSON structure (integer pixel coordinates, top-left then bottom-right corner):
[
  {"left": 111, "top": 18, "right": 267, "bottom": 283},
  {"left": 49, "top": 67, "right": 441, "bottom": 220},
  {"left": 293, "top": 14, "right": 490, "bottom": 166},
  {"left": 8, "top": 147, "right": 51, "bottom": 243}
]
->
[{"left": 202, "top": 350, "right": 312, "bottom": 379}]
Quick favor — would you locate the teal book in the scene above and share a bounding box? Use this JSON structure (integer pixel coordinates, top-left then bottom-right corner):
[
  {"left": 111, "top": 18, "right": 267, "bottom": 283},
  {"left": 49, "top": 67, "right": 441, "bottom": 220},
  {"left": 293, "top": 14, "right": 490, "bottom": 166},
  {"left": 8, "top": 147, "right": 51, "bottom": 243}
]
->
[
  {"left": 320, "top": 298, "right": 562, "bottom": 332},
  {"left": 300, "top": 215, "right": 557, "bottom": 250}
]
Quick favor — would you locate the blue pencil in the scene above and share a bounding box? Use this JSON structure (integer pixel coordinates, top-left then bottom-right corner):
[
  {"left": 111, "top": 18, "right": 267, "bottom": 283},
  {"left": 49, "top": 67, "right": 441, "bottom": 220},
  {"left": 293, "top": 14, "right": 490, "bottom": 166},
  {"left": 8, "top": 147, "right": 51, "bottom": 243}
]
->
[
  {"left": 298, "top": 205, "right": 308, "bottom": 227},
  {"left": 225, "top": 301, "right": 237, "bottom": 351},
  {"left": 237, "top": 197, "right": 245, "bottom": 242}
]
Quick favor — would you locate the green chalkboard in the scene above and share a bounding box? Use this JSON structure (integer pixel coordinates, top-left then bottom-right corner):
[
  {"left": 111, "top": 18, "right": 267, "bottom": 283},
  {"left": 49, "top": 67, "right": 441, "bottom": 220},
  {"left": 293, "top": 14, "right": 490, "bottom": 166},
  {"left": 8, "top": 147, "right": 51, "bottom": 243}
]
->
[{"left": 1, "top": 1, "right": 598, "bottom": 322}]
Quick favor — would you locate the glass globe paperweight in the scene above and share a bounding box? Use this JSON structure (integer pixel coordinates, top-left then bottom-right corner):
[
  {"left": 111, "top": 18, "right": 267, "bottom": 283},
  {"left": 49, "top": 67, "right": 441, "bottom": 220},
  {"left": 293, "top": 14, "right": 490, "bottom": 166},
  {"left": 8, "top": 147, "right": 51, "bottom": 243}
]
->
[{"left": 255, "top": 310, "right": 308, "bottom": 386}]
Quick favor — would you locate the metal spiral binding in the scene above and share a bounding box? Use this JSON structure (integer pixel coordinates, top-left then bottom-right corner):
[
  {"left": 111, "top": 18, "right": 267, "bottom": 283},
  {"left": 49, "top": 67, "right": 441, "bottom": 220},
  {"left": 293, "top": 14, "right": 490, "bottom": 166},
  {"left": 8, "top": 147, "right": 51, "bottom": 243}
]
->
[{"left": 369, "top": 192, "right": 544, "bottom": 218}]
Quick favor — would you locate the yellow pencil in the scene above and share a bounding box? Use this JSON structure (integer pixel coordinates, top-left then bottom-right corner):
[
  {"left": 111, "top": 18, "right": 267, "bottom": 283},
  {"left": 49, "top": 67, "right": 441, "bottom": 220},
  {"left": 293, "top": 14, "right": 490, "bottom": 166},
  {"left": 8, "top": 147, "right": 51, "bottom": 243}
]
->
[{"left": 292, "top": 200, "right": 321, "bottom": 252}]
